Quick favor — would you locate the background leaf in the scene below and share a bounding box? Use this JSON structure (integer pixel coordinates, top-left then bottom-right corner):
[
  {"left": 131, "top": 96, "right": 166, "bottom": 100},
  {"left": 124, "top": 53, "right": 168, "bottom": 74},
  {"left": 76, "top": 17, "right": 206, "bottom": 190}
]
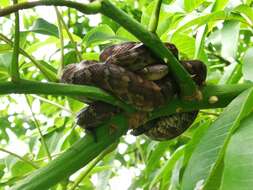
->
[
  {"left": 28, "top": 18, "right": 59, "bottom": 38},
  {"left": 221, "top": 112, "right": 253, "bottom": 190},
  {"left": 242, "top": 47, "right": 253, "bottom": 82},
  {"left": 182, "top": 88, "right": 253, "bottom": 190}
]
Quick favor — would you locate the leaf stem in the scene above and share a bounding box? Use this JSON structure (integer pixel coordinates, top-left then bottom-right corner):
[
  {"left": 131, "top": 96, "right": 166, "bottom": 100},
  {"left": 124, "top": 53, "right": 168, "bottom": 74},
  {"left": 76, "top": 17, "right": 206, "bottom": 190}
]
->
[
  {"left": 148, "top": 0, "right": 163, "bottom": 33},
  {"left": 55, "top": 7, "right": 65, "bottom": 77},
  {"left": 25, "top": 95, "right": 52, "bottom": 160},
  {"left": 56, "top": 8, "right": 82, "bottom": 62}
]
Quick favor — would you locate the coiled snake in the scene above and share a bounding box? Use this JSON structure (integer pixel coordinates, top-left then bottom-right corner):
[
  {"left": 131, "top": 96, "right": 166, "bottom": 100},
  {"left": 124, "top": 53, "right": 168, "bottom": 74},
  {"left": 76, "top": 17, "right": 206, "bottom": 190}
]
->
[{"left": 61, "top": 42, "right": 207, "bottom": 141}]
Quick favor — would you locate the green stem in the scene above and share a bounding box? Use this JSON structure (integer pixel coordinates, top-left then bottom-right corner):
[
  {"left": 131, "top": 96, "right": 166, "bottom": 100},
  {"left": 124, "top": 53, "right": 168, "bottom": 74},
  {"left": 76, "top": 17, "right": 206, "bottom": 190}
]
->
[
  {"left": 0, "top": 80, "right": 252, "bottom": 119},
  {"left": 10, "top": 0, "right": 20, "bottom": 81},
  {"left": 0, "top": 80, "right": 134, "bottom": 112},
  {"left": 11, "top": 115, "right": 129, "bottom": 190},
  {"left": 25, "top": 95, "right": 52, "bottom": 161},
  {"left": 0, "top": 0, "right": 101, "bottom": 16},
  {"left": 0, "top": 147, "right": 39, "bottom": 169},
  {"left": 55, "top": 7, "right": 65, "bottom": 77},
  {"left": 31, "top": 95, "right": 73, "bottom": 114},
  {"left": 148, "top": 0, "right": 163, "bottom": 33},
  {"left": 69, "top": 143, "right": 117, "bottom": 190},
  {"left": 56, "top": 8, "right": 82, "bottom": 62}
]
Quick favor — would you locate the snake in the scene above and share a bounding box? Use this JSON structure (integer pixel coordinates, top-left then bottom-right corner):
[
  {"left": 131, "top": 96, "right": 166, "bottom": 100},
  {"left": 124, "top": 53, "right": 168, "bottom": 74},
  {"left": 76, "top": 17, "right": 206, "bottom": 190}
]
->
[{"left": 61, "top": 42, "right": 207, "bottom": 141}]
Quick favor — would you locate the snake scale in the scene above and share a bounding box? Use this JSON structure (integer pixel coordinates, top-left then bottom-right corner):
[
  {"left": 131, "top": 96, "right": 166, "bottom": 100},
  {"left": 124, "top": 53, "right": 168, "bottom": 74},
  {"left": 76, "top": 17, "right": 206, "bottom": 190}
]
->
[{"left": 61, "top": 42, "right": 207, "bottom": 141}]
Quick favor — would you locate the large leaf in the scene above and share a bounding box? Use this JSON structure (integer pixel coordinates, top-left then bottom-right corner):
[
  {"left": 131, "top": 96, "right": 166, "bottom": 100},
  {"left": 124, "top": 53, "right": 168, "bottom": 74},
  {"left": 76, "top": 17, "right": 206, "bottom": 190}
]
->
[
  {"left": 28, "top": 18, "right": 59, "bottom": 38},
  {"left": 212, "top": 0, "right": 229, "bottom": 11},
  {"left": 116, "top": 27, "right": 138, "bottom": 41},
  {"left": 242, "top": 47, "right": 253, "bottom": 82},
  {"left": 83, "top": 24, "right": 117, "bottom": 47},
  {"left": 234, "top": 4, "right": 253, "bottom": 25},
  {"left": 149, "top": 146, "right": 185, "bottom": 189},
  {"left": 184, "top": 0, "right": 206, "bottom": 12},
  {"left": 0, "top": 0, "right": 9, "bottom": 7},
  {"left": 221, "top": 112, "right": 253, "bottom": 190},
  {"left": 182, "top": 88, "right": 253, "bottom": 190},
  {"left": 174, "top": 10, "right": 248, "bottom": 34},
  {"left": 171, "top": 33, "right": 195, "bottom": 58}
]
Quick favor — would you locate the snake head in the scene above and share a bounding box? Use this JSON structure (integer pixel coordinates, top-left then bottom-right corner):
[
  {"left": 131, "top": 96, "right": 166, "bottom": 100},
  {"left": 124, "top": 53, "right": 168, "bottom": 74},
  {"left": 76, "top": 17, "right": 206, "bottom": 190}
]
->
[{"left": 180, "top": 60, "right": 207, "bottom": 86}]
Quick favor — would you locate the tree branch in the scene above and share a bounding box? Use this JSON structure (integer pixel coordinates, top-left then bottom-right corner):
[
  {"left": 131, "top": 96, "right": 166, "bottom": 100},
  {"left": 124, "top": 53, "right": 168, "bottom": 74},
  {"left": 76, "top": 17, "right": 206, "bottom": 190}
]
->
[
  {"left": 0, "top": 0, "right": 101, "bottom": 16},
  {"left": 0, "top": 80, "right": 134, "bottom": 112},
  {"left": 0, "top": 80, "right": 252, "bottom": 119},
  {"left": 11, "top": 115, "right": 129, "bottom": 190}
]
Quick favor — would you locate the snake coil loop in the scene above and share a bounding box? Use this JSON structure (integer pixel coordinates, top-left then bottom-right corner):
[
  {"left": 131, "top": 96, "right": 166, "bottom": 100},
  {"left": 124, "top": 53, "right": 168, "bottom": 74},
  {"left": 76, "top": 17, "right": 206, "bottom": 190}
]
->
[{"left": 61, "top": 42, "right": 207, "bottom": 141}]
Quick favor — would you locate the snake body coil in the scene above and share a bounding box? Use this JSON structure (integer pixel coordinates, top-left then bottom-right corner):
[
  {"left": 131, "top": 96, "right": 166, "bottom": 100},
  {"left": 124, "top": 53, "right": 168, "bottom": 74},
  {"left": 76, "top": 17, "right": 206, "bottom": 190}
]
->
[{"left": 61, "top": 42, "right": 207, "bottom": 141}]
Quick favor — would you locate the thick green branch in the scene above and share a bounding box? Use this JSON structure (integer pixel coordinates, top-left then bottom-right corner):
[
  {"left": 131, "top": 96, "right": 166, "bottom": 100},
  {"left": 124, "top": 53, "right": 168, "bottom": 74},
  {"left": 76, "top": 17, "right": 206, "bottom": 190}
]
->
[
  {"left": 11, "top": 115, "right": 129, "bottom": 190},
  {"left": 0, "top": 80, "right": 134, "bottom": 112},
  {"left": 1, "top": 80, "right": 252, "bottom": 118},
  {"left": 0, "top": 0, "right": 101, "bottom": 16}
]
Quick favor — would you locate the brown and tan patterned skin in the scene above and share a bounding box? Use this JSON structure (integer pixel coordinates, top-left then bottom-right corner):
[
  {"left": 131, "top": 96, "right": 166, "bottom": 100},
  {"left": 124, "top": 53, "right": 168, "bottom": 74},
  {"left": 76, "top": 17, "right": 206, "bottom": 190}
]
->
[{"left": 61, "top": 42, "right": 207, "bottom": 141}]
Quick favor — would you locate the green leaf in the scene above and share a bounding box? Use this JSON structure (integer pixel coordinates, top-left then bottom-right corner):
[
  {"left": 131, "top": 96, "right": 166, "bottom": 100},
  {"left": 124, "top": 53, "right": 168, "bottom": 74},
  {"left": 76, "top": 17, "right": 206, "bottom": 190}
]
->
[
  {"left": 146, "top": 141, "right": 171, "bottom": 174},
  {"left": 0, "top": 44, "right": 11, "bottom": 53},
  {"left": 171, "top": 33, "right": 195, "bottom": 58},
  {"left": 242, "top": 47, "right": 253, "bottom": 82},
  {"left": 234, "top": 5, "right": 253, "bottom": 25},
  {"left": 5, "top": 156, "right": 35, "bottom": 177},
  {"left": 184, "top": 0, "right": 206, "bottom": 12},
  {"left": 149, "top": 146, "right": 185, "bottom": 189},
  {"left": 0, "top": 0, "right": 9, "bottom": 7},
  {"left": 212, "top": 0, "right": 229, "bottom": 11},
  {"left": 221, "top": 21, "right": 240, "bottom": 59},
  {"left": 221, "top": 112, "right": 253, "bottom": 190},
  {"left": 174, "top": 11, "right": 242, "bottom": 34},
  {"left": 182, "top": 88, "right": 253, "bottom": 190},
  {"left": 29, "top": 18, "right": 59, "bottom": 38},
  {"left": 83, "top": 52, "right": 100, "bottom": 61},
  {"left": 116, "top": 27, "right": 138, "bottom": 41},
  {"left": 0, "top": 52, "right": 12, "bottom": 73},
  {"left": 83, "top": 24, "right": 116, "bottom": 47},
  {"left": 37, "top": 128, "right": 66, "bottom": 158}
]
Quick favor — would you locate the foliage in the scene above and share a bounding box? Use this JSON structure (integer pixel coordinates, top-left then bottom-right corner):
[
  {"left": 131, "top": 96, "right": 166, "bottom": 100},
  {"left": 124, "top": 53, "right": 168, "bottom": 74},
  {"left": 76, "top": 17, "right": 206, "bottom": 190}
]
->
[{"left": 0, "top": 0, "right": 253, "bottom": 189}]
